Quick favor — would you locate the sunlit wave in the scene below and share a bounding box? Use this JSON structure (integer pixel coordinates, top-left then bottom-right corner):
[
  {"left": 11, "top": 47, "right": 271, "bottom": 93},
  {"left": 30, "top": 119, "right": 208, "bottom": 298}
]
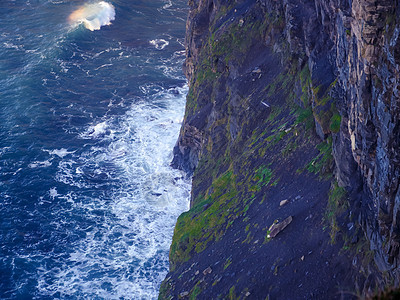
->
[{"left": 69, "top": 1, "right": 115, "bottom": 31}]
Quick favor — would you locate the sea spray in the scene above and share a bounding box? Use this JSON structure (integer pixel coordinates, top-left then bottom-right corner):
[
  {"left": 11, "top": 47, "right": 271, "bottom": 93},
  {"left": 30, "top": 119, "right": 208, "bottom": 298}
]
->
[{"left": 69, "top": 1, "right": 116, "bottom": 31}]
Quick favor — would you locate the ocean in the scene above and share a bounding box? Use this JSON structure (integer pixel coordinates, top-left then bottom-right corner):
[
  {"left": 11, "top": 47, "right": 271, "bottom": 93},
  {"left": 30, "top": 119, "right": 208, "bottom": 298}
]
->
[{"left": 0, "top": 1, "right": 190, "bottom": 298}]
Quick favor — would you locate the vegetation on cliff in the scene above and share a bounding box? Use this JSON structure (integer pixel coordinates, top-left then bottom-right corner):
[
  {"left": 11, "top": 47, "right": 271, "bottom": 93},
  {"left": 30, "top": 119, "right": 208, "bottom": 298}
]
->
[{"left": 161, "top": 0, "right": 400, "bottom": 298}]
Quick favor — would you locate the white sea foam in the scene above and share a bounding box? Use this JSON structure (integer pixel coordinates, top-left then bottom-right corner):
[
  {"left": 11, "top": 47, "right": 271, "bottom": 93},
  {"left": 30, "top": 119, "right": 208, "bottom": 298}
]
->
[
  {"left": 69, "top": 1, "right": 116, "bottom": 31},
  {"left": 28, "top": 160, "right": 52, "bottom": 168},
  {"left": 37, "top": 86, "right": 190, "bottom": 299},
  {"left": 149, "top": 39, "right": 169, "bottom": 50},
  {"left": 49, "top": 187, "right": 59, "bottom": 199},
  {"left": 163, "top": 0, "right": 173, "bottom": 9},
  {"left": 46, "top": 148, "right": 75, "bottom": 158},
  {"left": 81, "top": 121, "right": 112, "bottom": 138}
]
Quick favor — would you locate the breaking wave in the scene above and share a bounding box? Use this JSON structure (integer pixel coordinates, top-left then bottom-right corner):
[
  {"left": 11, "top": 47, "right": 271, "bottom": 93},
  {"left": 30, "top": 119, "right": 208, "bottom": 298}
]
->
[
  {"left": 69, "top": 1, "right": 116, "bottom": 31},
  {"left": 150, "top": 39, "right": 169, "bottom": 50}
]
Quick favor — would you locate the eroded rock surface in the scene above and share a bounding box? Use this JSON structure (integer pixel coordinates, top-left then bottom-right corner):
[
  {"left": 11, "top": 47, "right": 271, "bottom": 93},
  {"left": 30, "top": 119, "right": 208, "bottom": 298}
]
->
[{"left": 163, "top": 0, "right": 400, "bottom": 298}]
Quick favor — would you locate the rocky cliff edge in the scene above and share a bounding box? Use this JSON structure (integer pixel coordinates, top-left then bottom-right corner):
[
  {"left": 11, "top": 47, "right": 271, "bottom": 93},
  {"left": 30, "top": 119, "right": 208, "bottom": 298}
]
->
[{"left": 162, "top": 0, "right": 400, "bottom": 298}]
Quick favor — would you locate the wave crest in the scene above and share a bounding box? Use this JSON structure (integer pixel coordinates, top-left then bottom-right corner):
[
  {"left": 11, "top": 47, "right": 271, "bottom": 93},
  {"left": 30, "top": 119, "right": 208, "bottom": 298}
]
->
[{"left": 69, "top": 1, "right": 115, "bottom": 31}]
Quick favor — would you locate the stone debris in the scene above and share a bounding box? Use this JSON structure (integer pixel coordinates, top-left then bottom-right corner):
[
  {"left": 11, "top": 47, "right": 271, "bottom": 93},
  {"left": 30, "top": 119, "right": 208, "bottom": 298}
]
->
[
  {"left": 261, "top": 101, "right": 270, "bottom": 108},
  {"left": 280, "top": 199, "right": 289, "bottom": 206},
  {"left": 195, "top": 270, "right": 199, "bottom": 275},
  {"left": 179, "top": 291, "right": 189, "bottom": 297},
  {"left": 268, "top": 216, "right": 293, "bottom": 238},
  {"left": 203, "top": 266, "right": 212, "bottom": 275}
]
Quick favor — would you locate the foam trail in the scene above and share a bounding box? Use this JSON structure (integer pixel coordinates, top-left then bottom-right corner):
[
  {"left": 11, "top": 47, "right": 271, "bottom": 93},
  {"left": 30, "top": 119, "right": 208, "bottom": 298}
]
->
[{"left": 69, "top": 1, "right": 116, "bottom": 31}]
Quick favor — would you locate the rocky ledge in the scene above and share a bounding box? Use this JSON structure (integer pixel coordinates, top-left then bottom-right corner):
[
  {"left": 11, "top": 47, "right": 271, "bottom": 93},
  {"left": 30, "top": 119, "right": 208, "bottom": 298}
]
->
[{"left": 161, "top": 0, "right": 400, "bottom": 298}]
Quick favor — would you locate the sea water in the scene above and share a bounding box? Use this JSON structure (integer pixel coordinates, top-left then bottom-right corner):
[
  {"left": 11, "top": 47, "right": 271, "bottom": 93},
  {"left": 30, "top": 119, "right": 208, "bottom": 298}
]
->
[{"left": 0, "top": 1, "right": 190, "bottom": 298}]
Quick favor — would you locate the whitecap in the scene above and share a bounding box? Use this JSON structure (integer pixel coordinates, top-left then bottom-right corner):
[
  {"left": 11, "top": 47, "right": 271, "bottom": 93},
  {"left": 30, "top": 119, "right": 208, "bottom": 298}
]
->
[
  {"left": 46, "top": 148, "right": 75, "bottom": 158},
  {"left": 0, "top": 147, "right": 11, "bottom": 156},
  {"left": 163, "top": 0, "right": 173, "bottom": 9},
  {"left": 95, "top": 63, "right": 113, "bottom": 71},
  {"left": 81, "top": 121, "right": 112, "bottom": 139},
  {"left": 49, "top": 187, "right": 59, "bottom": 199},
  {"left": 3, "top": 42, "right": 22, "bottom": 50},
  {"left": 69, "top": 1, "right": 116, "bottom": 31},
  {"left": 149, "top": 39, "right": 169, "bottom": 50},
  {"left": 28, "top": 160, "right": 52, "bottom": 168}
]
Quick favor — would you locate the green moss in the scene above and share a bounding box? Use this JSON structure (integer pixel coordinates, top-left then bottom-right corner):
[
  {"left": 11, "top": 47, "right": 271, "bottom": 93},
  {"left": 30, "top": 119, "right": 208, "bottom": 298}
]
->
[
  {"left": 330, "top": 112, "right": 341, "bottom": 133},
  {"left": 295, "top": 106, "right": 314, "bottom": 130},
  {"left": 266, "top": 105, "right": 283, "bottom": 123},
  {"left": 248, "top": 165, "right": 274, "bottom": 192},
  {"left": 158, "top": 280, "right": 173, "bottom": 300},
  {"left": 170, "top": 32, "right": 340, "bottom": 278},
  {"left": 264, "top": 231, "right": 271, "bottom": 244},
  {"left": 170, "top": 167, "right": 242, "bottom": 269},
  {"left": 242, "top": 204, "right": 250, "bottom": 214},
  {"left": 228, "top": 286, "right": 237, "bottom": 300},
  {"left": 208, "top": 16, "right": 267, "bottom": 67},
  {"left": 300, "top": 137, "right": 333, "bottom": 178},
  {"left": 325, "top": 182, "right": 348, "bottom": 243},
  {"left": 189, "top": 282, "right": 202, "bottom": 300},
  {"left": 310, "top": 77, "right": 342, "bottom": 137},
  {"left": 196, "top": 67, "right": 219, "bottom": 85},
  {"left": 224, "top": 257, "right": 232, "bottom": 270},
  {"left": 255, "top": 166, "right": 273, "bottom": 186},
  {"left": 265, "top": 130, "right": 287, "bottom": 143},
  {"left": 299, "top": 65, "right": 312, "bottom": 107},
  {"left": 242, "top": 232, "right": 253, "bottom": 244}
]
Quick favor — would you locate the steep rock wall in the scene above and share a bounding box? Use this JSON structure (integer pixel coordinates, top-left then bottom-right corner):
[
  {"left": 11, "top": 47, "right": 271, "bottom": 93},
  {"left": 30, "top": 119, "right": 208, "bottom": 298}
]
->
[
  {"left": 164, "top": 0, "right": 400, "bottom": 297},
  {"left": 335, "top": 0, "right": 400, "bottom": 274}
]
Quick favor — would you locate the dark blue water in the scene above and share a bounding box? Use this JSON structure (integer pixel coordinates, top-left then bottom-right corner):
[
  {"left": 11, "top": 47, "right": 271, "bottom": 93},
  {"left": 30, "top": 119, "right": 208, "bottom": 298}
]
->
[{"left": 0, "top": 1, "right": 190, "bottom": 298}]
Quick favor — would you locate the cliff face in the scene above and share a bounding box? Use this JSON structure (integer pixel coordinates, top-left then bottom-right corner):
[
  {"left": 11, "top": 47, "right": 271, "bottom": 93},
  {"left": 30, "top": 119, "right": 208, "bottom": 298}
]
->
[
  {"left": 335, "top": 0, "right": 400, "bottom": 273},
  {"left": 163, "top": 0, "right": 400, "bottom": 298}
]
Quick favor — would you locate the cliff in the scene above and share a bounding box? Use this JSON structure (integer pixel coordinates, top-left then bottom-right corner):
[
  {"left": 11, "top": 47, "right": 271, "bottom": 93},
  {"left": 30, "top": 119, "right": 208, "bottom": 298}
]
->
[{"left": 161, "top": 0, "right": 400, "bottom": 298}]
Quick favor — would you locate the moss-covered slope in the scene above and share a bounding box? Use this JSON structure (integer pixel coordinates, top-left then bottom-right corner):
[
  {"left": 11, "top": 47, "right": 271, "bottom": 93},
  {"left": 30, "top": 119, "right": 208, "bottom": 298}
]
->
[
  {"left": 159, "top": 2, "right": 367, "bottom": 298},
  {"left": 160, "top": 0, "right": 400, "bottom": 298}
]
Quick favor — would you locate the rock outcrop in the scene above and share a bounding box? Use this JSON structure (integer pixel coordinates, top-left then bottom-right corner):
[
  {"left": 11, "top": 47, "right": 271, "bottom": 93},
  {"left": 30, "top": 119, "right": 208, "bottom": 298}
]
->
[{"left": 162, "top": 0, "right": 400, "bottom": 298}]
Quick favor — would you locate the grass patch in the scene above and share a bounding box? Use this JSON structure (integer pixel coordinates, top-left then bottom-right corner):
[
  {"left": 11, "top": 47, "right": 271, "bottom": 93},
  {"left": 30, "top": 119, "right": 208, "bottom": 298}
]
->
[
  {"left": 189, "top": 282, "right": 202, "bottom": 300},
  {"left": 228, "top": 286, "right": 237, "bottom": 300},
  {"left": 330, "top": 112, "right": 341, "bottom": 133},
  {"left": 249, "top": 165, "right": 273, "bottom": 192},
  {"left": 295, "top": 106, "right": 314, "bottom": 130},
  {"left": 224, "top": 257, "right": 232, "bottom": 270},
  {"left": 325, "top": 182, "right": 348, "bottom": 243},
  {"left": 300, "top": 137, "right": 333, "bottom": 178}
]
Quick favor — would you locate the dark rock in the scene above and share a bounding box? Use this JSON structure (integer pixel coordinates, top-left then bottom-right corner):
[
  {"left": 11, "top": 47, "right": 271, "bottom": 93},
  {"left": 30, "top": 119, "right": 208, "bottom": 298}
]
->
[{"left": 351, "top": 234, "right": 359, "bottom": 245}]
